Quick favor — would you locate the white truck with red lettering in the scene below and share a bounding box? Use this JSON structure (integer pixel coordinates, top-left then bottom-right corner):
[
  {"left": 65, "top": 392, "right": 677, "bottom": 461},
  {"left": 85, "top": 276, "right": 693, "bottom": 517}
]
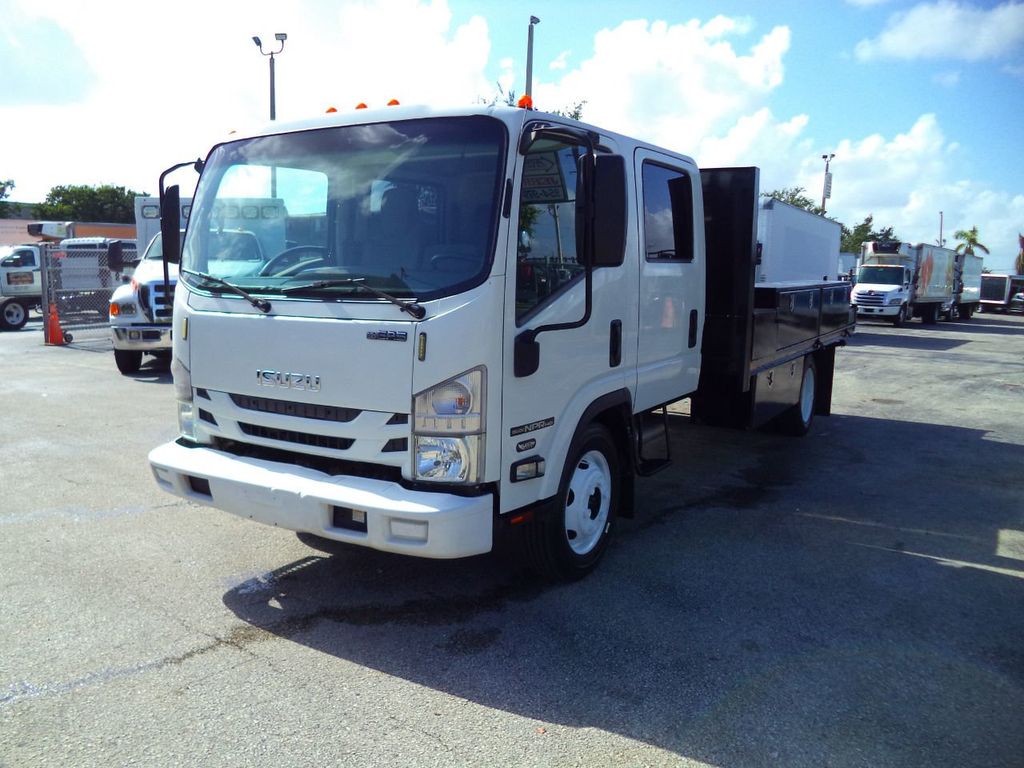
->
[
  {"left": 0, "top": 243, "right": 42, "bottom": 330},
  {"left": 148, "top": 104, "right": 853, "bottom": 579}
]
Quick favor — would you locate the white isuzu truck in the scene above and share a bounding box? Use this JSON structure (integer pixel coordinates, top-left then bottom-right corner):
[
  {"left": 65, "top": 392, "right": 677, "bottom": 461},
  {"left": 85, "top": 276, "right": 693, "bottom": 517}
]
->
[{"left": 148, "top": 105, "right": 854, "bottom": 579}]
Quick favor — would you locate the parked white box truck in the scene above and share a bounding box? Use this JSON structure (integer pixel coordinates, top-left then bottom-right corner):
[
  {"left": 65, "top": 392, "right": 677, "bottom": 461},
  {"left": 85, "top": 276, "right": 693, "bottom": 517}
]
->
[
  {"left": 980, "top": 273, "right": 1024, "bottom": 313},
  {"left": 852, "top": 241, "right": 959, "bottom": 325},
  {"left": 755, "top": 197, "right": 840, "bottom": 283},
  {"left": 148, "top": 105, "right": 854, "bottom": 579}
]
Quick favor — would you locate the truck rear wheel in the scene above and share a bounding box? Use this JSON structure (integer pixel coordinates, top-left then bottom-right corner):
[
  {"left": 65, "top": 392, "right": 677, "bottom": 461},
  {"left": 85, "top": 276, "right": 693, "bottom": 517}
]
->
[
  {"left": 114, "top": 349, "right": 143, "bottom": 374},
  {"left": 0, "top": 300, "right": 28, "bottom": 331},
  {"left": 778, "top": 356, "right": 816, "bottom": 437},
  {"left": 524, "top": 423, "right": 619, "bottom": 580}
]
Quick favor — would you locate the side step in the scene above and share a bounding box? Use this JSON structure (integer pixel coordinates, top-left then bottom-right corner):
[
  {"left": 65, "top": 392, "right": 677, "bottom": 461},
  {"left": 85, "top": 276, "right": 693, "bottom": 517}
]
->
[{"left": 635, "top": 407, "right": 672, "bottom": 476}]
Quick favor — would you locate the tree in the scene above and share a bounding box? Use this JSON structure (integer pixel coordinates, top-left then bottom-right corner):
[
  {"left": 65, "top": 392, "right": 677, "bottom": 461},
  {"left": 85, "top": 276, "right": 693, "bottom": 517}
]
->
[
  {"left": 761, "top": 186, "right": 823, "bottom": 216},
  {"left": 1016, "top": 234, "right": 1024, "bottom": 275},
  {"left": 953, "top": 225, "right": 990, "bottom": 257},
  {"left": 840, "top": 214, "right": 898, "bottom": 254},
  {"left": 0, "top": 179, "right": 13, "bottom": 218},
  {"left": 34, "top": 184, "right": 146, "bottom": 223}
]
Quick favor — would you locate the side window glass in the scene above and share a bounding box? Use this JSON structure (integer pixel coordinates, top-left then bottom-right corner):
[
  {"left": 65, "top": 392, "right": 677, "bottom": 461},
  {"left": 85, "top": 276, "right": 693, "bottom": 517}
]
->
[
  {"left": 642, "top": 162, "right": 694, "bottom": 263},
  {"left": 516, "top": 140, "right": 584, "bottom": 321}
]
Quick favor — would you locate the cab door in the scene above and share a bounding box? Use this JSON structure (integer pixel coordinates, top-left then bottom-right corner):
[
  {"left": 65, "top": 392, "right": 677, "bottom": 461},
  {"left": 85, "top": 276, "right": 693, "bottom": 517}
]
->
[
  {"left": 633, "top": 150, "right": 704, "bottom": 411},
  {"left": 498, "top": 130, "right": 633, "bottom": 514}
]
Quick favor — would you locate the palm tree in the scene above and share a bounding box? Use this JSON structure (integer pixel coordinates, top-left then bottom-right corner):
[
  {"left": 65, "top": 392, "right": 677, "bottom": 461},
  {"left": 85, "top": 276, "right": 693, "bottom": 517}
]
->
[
  {"left": 1016, "top": 234, "right": 1024, "bottom": 275},
  {"left": 953, "top": 226, "right": 990, "bottom": 257}
]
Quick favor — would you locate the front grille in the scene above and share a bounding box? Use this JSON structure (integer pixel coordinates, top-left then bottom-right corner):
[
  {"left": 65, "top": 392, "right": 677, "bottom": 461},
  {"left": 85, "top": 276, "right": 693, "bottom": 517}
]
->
[
  {"left": 230, "top": 393, "right": 360, "bottom": 423},
  {"left": 212, "top": 437, "right": 404, "bottom": 483},
  {"left": 140, "top": 280, "right": 175, "bottom": 321},
  {"left": 238, "top": 421, "right": 355, "bottom": 451},
  {"left": 854, "top": 293, "right": 884, "bottom": 306}
]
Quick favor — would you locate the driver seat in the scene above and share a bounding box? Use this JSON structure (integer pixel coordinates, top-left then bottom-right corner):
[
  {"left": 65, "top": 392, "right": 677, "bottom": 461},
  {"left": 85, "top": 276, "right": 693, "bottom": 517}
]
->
[{"left": 370, "top": 187, "right": 421, "bottom": 275}]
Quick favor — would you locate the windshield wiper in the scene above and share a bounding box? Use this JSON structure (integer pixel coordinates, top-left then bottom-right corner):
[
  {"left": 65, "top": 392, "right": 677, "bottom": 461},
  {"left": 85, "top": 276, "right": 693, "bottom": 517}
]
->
[
  {"left": 181, "top": 268, "right": 271, "bottom": 313},
  {"left": 280, "top": 278, "right": 426, "bottom": 320}
]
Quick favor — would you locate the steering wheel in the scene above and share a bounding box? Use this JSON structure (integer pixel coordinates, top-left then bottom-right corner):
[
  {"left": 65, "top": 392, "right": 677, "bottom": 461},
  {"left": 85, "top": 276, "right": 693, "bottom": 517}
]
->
[
  {"left": 258, "top": 245, "right": 328, "bottom": 276},
  {"left": 429, "top": 251, "right": 479, "bottom": 273}
]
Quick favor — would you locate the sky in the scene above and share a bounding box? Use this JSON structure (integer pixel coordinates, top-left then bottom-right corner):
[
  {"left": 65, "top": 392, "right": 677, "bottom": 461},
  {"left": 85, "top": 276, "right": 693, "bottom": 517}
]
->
[{"left": 2, "top": 0, "right": 1023, "bottom": 269}]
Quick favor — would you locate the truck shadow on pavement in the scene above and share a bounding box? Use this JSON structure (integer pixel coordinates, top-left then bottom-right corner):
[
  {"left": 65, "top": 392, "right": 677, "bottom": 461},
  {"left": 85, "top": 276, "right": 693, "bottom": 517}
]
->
[{"left": 221, "top": 414, "right": 1024, "bottom": 768}]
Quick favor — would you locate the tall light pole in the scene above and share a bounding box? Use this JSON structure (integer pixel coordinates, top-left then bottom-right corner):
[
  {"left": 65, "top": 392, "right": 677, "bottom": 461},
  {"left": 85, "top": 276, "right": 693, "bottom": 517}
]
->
[
  {"left": 525, "top": 16, "right": 540, "bottom": 106},
  {"left": 253, "top": 33, "right": 287, "bottom": 120},
  {"left": 820, "top": 153, "right": 835, "bottom": 216}
]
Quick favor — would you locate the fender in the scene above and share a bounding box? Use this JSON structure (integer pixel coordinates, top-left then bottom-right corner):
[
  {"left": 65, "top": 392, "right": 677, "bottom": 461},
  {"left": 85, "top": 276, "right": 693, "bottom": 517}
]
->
[{"left": 502, "top": 388, "right": 637, "bottom": 530}]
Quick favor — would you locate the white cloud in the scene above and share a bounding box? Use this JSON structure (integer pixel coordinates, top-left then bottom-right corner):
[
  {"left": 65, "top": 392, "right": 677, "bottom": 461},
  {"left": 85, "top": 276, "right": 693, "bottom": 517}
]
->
[
  {"left": 782, "top": 115, "right": 1024, "bottom": 269},
  {"left": 0, "top": 0, "right": 495, "bottom": 201},
  {"left": 549, "top": 50, "right": 571, "bottom": 71},
  {"left": 533, "top": 17, "right": 792, "bottom": 154},
  {"left": 855, "top": 1, "right": 1024, "bottom": 61}
]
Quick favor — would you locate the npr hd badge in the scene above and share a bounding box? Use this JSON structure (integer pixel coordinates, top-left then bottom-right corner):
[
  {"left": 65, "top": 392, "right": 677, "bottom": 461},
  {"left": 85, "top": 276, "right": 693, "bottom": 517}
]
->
[{"left": 510, "top": 417, "right": 554, "bottom": 437}]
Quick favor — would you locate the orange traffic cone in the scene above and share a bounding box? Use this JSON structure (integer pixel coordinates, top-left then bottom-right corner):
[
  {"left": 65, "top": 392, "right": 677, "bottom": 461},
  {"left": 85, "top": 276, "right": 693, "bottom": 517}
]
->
[{"left": 46, "top": 303, "right": 65, "bottom": 346}]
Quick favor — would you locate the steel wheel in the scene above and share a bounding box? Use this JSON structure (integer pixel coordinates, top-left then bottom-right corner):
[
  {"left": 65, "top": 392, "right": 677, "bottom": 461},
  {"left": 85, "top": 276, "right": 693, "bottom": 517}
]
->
[
  {"left": 1, "top": 300, "right": 27, "bottom": 330},
  {"left": 522, "top": 422, "right": 620, "bottom": 580},
  {"left": 563, "top": 449, "right": 613, "bottom": 556}
]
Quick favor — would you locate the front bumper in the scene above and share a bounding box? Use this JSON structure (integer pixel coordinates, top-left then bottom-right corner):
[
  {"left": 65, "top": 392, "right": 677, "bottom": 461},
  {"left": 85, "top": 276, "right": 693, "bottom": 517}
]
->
[
  {"left": 111, "top": 324, "right": 172, "bottom": 352},
  {"left": 852, "top": 304, "right": 900, "bottom": 317},
  {"left": 148, "top": 441, "right": 494, "bottom": 559}
]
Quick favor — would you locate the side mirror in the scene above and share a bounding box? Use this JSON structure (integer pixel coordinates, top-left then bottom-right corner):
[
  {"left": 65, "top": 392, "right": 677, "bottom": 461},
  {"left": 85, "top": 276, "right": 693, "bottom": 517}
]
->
[
  {"left": 107, "top": 240, "right": 124, "bottom": 271},
  {"left": 161, "top": 185, "right": 181, "bottom": 264},
  {"left": 575, "top": 154, "right": 626, "bottom": 269}
]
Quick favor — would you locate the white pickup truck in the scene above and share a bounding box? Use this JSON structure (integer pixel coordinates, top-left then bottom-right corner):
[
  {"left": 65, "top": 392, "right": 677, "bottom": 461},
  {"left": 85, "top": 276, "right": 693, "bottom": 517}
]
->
[
  {"left": 0, "top": 244, "right": 43, "bottom": 330},
  {"left": 108, "top": 233, "right": 177, "bottom": 373}
]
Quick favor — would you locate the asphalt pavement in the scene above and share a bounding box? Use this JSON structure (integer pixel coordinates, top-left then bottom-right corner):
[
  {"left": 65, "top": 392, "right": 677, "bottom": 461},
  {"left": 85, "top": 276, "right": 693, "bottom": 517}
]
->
[{"left": 1, "top": 311, "right": 1022, "bottom": 767}]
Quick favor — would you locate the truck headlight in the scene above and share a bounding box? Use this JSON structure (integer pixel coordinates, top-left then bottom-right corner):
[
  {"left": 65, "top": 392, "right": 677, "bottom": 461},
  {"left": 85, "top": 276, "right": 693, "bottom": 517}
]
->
[
  {"left": 887, "top": 297, "right": 902, "bottom": 306},
  {"left": 413, "top": 367, "right": 485, "bottom": 483},
  {"left": 171, "top": 356, "right": 198, "bottom": 442},
  {"left": 109, "top": 302, "right": 137, "bottom": 317}
]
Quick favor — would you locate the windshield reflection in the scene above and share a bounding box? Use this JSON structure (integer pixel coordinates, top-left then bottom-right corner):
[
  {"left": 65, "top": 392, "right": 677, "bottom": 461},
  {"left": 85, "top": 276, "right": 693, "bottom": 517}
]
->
[{"left": 182, "top": 116, "right": 506, "bottom": 300}]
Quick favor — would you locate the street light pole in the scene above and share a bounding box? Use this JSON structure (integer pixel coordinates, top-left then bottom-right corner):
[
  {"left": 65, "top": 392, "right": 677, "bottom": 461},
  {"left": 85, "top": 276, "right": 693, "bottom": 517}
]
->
[
  {"left": 252, "top": 33, "right": 287, "bottom": 120},
  {"left": 820, "top": 153, "right": 835, "bottom": 216},
  {"left": 525, "top": 16, "right": 540, "bottom": 105}
]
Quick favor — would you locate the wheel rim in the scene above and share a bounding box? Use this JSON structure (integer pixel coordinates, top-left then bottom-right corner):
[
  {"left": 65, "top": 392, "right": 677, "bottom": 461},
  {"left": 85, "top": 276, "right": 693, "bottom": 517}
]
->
[
  {"left": 564, "top": 449, "right": 612, "bottom": 556},
  {"left": 799, "top": 365, "right": 816, "bottom": 425},
  {"left": 3, "top": 303, "right": 25, "bottom": 325}
]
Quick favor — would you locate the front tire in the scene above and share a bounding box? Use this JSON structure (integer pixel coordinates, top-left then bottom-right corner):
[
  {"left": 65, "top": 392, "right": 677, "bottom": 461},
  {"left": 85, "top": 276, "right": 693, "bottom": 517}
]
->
[
  {"left": 114, "top": 349, "right": 142, "bottom": 374},
  {"left": 525, "top": 423, "right": 620, "bottom": 580},
  {"left": 892, "top": 304, "right": 907, "bottom": 327},
  {"left": 0, "top": 300, "right": 28, "bottom": 331}
]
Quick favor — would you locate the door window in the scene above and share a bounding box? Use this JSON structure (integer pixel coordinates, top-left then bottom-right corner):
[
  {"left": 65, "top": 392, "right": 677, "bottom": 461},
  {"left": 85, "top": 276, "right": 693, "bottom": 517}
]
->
[
  {"left": 642, "top": 162, "right": 694, "bottom": 263},
  {"left": 515, "top": 139, "right": 585, "bottom": 322}
]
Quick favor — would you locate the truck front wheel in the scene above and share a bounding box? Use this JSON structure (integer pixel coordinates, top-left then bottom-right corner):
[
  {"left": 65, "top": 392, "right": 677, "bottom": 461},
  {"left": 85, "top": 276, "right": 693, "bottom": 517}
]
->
[
  {"left": 892, "top": 305, "right": 907, "bottom": 327},
  {"left": 779, "top": 356, "right": 817, "bottom": 437},
  {"left": 0, "top": 300, "right": 28, "bottom": 331},
  {"left": 525, "top": 423, "right": 619, "bottom": 580},
  {"left": 114, "top": 349, "right": 143, "bottom": 374}
]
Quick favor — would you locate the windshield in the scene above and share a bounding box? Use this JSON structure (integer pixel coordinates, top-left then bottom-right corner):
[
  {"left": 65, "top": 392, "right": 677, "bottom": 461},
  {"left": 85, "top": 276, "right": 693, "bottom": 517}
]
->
[
  {"left": 857, "top": 266, "right": 903, "bottom": 285},
  {"left": 182, "top": 116, "right": 506, "bottom": 300}
]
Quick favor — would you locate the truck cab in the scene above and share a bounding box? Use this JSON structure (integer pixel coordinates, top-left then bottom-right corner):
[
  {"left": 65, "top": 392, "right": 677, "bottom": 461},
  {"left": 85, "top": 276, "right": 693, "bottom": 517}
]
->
[
  {"left": 851, "top": 263, "right": 912, "bottom": 323},
  {"left": 109, "top": 232, "right": 178, "bottom": 373}
]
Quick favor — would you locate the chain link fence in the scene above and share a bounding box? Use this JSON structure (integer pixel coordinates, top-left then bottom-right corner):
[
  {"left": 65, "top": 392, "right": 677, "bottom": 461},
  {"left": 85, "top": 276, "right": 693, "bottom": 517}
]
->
[{"left": 41, "top": 240, "right": 137, "bottom": 344}]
